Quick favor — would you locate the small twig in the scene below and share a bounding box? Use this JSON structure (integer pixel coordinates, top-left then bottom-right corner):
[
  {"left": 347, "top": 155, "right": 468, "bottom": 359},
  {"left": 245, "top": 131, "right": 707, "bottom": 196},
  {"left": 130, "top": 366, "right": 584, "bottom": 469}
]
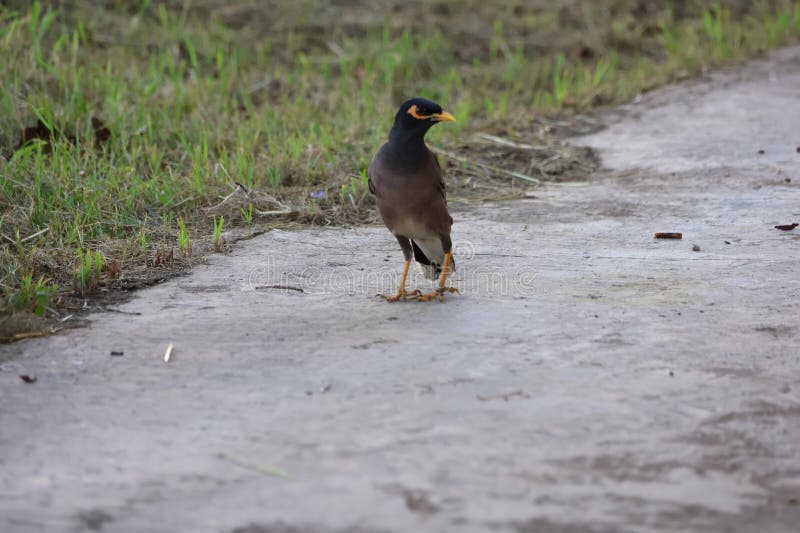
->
[
  {"left": 234, "top": 181, "right": 251, "bottom": 195},
  {"left": 255, "top": 284, "right": 304, "bottom": 293},
  {"left": 248, "top": 77, "right": 273, "bottom": 94},
  {"left": 204, "top": 173, "right": 293, "bottom": 215},
  {"left": 216, "top": 452, "right": 288, "bottom": 478},
  {"left": 97, "top": 306, "right": 143, "bottom": 316},
  {"left": 326, "top": 41, "right": 346, "bottom": 58},
  {"left": 476, "top": 389, "right": 530, "bottom": 402},
  {"left": 206, "top": 187, "right": 242, "bottom": 211},
  {"left": 432, "top": 147, "right": 542, "bottom": 184},
  {"left": 254, "top": 208, "right": 294, "bottom": 216},
  {"left": 217, "top": 163, "right": 246, "bottom": 193},
  {"left": 163, "top": 343, "right": 173, "bottom": 363},
  {"left": 168, "top": 196, "right": 195, "bottom": 210},
  {"left": 3, "top": 177, "right": 33, "bottom": 190},
  {"left": 258, "top": 195, "right": 292, "bottom": 214},
  {"left": 9, "top": 331, "right": 49, "bottom": 341},
  {"left": 1, "top": 227, "right": 49, "bottom": 245},
  {"left": 475, "top": 134, "right": 547, "bottom": 151},
  {"left": 20, "top": 226, "right": 50, "bottom": 243}
]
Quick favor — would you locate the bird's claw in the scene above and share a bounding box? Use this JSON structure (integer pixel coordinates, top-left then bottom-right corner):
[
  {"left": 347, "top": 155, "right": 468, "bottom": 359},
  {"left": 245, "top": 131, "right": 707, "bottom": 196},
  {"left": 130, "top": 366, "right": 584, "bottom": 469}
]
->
[
  {"left": 436, "top": 287, "right": 460, "bottom": 295},
  {"left": 417, "top": 286, "right": 459, "bottom": 302},
  {"left": 378, "top": 288, "right": 422, "bottom": 302}
]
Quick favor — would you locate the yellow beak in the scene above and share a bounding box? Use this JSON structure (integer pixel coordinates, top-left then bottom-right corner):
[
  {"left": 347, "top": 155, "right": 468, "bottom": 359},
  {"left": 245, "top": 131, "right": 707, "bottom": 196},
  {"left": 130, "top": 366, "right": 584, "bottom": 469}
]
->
[{"left": 431, "top": 111, "right": 456, "bottom": 122}]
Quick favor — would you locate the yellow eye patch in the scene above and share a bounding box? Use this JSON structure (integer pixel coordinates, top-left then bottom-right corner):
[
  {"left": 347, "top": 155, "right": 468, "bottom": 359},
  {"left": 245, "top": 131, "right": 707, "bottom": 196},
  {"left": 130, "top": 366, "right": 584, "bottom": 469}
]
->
[
  {"left": 407, "top": 105, "right": 429, "bottom": 120},
  {"left": 406, "top": 104, "right": 456, "bottom": 123}
]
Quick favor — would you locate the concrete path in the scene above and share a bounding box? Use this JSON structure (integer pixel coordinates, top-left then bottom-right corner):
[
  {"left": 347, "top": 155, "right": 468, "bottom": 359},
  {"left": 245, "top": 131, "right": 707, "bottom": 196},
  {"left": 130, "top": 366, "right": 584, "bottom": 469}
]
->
[{"left": 2, "top": 47, "right": 799, "bottom": 533}]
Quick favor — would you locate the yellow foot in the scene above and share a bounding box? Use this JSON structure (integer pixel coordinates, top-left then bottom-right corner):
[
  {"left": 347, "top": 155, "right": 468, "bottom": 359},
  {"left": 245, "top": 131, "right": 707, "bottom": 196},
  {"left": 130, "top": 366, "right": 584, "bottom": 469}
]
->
[
  {"left": 378, "top": 288, "right": 422, "bottom": 302},
  {"left": 416, "top": 286, "right": 460, "bottom": 302}
]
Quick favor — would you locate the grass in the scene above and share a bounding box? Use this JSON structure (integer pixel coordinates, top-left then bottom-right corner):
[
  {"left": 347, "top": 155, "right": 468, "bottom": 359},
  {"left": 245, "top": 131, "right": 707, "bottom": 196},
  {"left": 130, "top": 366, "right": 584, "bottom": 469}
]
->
[
  {"left": 240, "top": 204, "right": 253, "bottom": 234},
  {"left": 212, "top": 215, "right": 224, "bottom": 252},
  {"left": 177, "top": 217, "right": 191, "bottom": 256},
  {"left": 1, "top": 272, "right": 56, "bottom": 316},
  {"left": 72, "top": 248, "right": 103, "bottom": 297},
  {"left": 1, "top": 0, "right": 800, "bottom": 329}
]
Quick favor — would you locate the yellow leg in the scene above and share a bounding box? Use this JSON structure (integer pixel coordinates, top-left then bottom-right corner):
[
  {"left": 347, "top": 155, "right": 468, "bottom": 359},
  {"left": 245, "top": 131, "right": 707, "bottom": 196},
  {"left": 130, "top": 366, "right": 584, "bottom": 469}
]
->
[
  {"left": 379, "top": 260, "right": 421, "bottom": 302},
  {"left": 417, "top": 252, "right": 460, "bottom": 302}
]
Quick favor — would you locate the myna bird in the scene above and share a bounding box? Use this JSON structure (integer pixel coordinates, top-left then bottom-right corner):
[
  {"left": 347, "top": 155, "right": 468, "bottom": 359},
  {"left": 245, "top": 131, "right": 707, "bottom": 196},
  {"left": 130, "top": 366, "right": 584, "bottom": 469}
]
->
[{"left": 368, "top": 97, "right": 459, "bottom": 302}]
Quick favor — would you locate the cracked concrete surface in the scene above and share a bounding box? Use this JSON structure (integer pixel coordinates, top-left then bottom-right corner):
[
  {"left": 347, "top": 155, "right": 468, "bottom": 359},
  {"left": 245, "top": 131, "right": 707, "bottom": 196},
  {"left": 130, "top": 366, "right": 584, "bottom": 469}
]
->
[{"left": 2, "top": 47, "right": 800, "bottom": 533}]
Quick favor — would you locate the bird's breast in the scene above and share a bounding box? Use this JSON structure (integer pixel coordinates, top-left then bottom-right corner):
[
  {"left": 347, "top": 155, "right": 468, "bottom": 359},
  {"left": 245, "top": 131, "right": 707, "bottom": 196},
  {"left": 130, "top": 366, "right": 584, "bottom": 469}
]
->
[{"left": 390, "top": 216, "right": 435, "bottom": 240}]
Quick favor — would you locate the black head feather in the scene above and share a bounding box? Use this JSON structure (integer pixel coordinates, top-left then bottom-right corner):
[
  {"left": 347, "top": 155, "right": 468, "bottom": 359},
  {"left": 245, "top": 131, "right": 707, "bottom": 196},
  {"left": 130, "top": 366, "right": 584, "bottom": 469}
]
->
[{"left": 389, "top": 97, "right": 453, "bottom": 143}]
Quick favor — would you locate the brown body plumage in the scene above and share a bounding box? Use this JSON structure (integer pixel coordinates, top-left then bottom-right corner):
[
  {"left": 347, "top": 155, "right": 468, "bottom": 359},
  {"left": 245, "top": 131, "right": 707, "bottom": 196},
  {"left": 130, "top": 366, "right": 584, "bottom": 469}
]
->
[{"left": 368, "top": 98, "right": 459, "bottom": 301}]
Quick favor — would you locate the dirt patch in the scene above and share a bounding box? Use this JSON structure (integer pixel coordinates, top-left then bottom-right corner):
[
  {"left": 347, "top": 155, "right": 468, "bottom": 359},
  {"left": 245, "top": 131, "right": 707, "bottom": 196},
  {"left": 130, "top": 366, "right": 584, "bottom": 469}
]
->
[
  {"left": 444, "top": 121, "right": 600, "bottom": 200},
  {"left": 0, "top": 312, "right": 51, "bottom": 344}
]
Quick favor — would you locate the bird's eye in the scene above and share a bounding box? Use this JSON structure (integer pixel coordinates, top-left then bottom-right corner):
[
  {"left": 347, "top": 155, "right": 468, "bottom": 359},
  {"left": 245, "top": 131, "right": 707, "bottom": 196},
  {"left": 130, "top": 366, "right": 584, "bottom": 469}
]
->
[{"left": 416, "top": 107, "right": 428, "bottom": 116}]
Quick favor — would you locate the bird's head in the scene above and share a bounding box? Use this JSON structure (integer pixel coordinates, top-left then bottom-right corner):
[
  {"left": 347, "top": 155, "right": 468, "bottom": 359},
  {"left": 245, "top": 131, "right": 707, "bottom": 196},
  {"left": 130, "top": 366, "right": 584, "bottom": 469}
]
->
[{"left": 391, "top": 98, "right": 456, "bottom": 138}]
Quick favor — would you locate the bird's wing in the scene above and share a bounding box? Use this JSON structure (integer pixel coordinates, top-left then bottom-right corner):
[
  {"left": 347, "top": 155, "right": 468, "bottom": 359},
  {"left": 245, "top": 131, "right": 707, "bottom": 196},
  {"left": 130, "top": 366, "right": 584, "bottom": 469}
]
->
[
  {"left": 429, "top": 150, "right": 453, "bottom": 227},
  {"left": 430, "top": 151, "right": 447, "bottom": 204},
  {"left": 367, "top": 145, "right": 384, "bottom": 197},
  {"left": 367, "top": 165, "right": 376, "bottom": 195}
]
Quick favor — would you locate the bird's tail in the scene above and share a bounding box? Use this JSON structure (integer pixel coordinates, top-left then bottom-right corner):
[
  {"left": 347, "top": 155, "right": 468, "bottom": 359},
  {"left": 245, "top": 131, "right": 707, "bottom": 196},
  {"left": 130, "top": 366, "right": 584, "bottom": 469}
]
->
[{"left": 411, "top": 239, "right": 455, "bottom": 280}]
